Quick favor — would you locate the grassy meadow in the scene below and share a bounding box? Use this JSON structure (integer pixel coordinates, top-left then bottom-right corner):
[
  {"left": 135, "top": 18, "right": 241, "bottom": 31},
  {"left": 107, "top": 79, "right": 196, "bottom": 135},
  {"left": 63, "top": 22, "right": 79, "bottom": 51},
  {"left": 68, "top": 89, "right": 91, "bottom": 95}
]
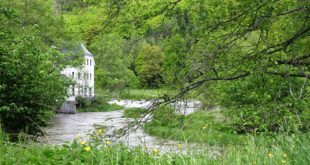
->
[{"left": 113, "top": 88, "right": 177, "bottom": 100}]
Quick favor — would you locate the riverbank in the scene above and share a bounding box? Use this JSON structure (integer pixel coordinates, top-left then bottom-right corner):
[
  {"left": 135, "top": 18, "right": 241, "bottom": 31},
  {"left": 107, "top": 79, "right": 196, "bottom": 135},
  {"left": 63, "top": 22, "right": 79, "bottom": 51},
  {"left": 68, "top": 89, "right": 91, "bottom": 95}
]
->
[
  {"left": 2, "top": 98, "right": 310, "bottom": 164},
  {"left": 144, "top": 109, "right": 243, "bottom": 145},
  {"left": 43, "top": 99, "right": 212, "bottom": 154},
  {"left": 1, "top": 129, "right": 309, "bottom": 165}
]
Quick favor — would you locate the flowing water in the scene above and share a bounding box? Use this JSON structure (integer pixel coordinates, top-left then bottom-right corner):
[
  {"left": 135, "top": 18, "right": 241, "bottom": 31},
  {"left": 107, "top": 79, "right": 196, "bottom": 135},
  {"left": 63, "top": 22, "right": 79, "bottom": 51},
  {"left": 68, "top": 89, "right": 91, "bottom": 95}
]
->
[{"left": 43, "top": 99, "right": 220, "bottom": 156}]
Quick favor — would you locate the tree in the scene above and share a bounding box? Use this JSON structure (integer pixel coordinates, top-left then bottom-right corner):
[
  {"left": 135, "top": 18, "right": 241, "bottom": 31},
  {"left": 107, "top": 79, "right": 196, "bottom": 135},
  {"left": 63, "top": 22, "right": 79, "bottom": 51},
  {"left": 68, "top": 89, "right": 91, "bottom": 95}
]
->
[
  {"left": 162, "top": 34, "right": 188, "bottom": 87},
  {"left": 135, "top": 44, "right": 165, "bottom": 88},
  {"left": 55, "top": 0, "right": 309, "bottom": 132},
  {"left": 99, "top": 0, "right": 309, "bottom": 132},
  {"left": 92, "top": 33, "right": 139, "bottom": 91},
  {"left": 0, "top": 0, "right": 69, "bottom": 134}
]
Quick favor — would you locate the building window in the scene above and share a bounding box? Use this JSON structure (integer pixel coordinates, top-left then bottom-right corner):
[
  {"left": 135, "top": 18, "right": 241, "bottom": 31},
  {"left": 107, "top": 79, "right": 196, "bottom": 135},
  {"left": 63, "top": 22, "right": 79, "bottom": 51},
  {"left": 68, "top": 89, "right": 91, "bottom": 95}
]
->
[
  {"left": 72, "top": 85, "right": 75, "bottom": 96},
  {"left": 72, "top": 72, "right": 74, "bottom": 78},
  {"left": 90, "top": 74, "right": 92, "bottom": 80},
  {"left": 90, "top": 60, "right": 92, "bottom": 66},
  {"left": 87, "top": 59, "right": 89, "bottom": 65},
  {"left": 89, "top": 87, "right": 92, "bottom": 96},
  {"left": 84, "top": 87, "right": 87, "bottom": 96}
]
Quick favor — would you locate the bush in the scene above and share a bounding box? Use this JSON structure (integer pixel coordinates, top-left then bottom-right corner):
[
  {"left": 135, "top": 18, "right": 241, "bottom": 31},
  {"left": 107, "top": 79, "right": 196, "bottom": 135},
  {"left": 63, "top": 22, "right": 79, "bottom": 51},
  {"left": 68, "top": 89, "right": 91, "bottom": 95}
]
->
[
  {"left": 76, "top": 95, "right": 124, "bottom": 112},
  {"left": 123, "top": 108, "right": 148, "bottom": 119},
  {"left": 216, "top": 74, "right": 310, "bottom": 133},
  {"left": 76, "top": 96, "right": 92, "bottom": 108},
  {"left": 145, "top": 109, "right": 241, "bottom": 145},
  {"left": 0, "top": 31, "right": 68, "bottom": 134},
  {"left": 135, "top": 43, "right": 165, "bottom": 88},
  {"left": 148, "top": 106, "right": 184, "bottom": 127}
]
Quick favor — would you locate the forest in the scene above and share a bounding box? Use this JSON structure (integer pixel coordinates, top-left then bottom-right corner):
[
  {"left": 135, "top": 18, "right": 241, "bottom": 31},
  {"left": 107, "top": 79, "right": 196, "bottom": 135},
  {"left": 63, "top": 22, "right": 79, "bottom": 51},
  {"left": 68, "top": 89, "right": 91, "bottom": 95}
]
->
[{"left": 0, "top": 0, "right": 309, "bottom": 164}]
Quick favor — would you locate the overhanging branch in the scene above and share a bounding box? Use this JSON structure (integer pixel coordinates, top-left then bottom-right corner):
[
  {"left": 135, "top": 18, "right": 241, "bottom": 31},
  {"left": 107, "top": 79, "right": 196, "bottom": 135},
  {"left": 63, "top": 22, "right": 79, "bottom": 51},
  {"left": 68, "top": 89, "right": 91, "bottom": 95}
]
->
[{"left": 264, "top": 71, "right": 309, "bottom": 78}]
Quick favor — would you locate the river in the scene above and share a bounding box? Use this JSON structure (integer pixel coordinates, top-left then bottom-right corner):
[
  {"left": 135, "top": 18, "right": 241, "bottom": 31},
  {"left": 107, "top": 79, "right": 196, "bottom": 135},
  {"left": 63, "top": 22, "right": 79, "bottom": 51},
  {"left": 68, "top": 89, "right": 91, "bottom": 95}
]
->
[{"left": 43, "top": 100, "right": 220, "bottom": 156}]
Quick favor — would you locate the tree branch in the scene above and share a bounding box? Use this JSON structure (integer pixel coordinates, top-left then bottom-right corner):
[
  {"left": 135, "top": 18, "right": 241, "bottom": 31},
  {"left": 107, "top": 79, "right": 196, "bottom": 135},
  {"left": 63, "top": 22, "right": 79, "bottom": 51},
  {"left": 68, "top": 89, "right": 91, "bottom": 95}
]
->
[
  {"left": 265, "top": 26, "right": 310, "bottom": 54},
  {"left": 276, "top": 53, "right": 310, "bottom": 66},
  {"left": 265, "top": 71, "right": 309, "bottom": 78}
]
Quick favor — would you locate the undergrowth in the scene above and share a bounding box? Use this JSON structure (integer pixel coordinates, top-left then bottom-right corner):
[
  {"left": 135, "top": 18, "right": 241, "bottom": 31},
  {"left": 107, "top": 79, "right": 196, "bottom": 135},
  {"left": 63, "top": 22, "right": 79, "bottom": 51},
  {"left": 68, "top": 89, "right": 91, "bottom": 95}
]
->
[{"left": 0, "top": 129, "right": 309, "bottom": 165}]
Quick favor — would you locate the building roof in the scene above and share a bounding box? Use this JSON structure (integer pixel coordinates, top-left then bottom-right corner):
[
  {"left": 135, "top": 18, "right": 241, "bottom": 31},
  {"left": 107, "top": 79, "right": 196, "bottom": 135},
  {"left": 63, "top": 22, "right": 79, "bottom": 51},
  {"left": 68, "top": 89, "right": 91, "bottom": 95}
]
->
[
  {"left": 58, "top": 42, "right": 94, "bottom": 59},
  {"left": 80, "top": 44, "right": 93, "bottom": 57}
]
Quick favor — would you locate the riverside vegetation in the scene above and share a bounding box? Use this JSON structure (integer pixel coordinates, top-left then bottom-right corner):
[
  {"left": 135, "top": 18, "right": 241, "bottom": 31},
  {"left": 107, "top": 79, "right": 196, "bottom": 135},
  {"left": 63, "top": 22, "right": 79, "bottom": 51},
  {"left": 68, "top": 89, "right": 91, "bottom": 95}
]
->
[
  {"left": 0, "top": 0, "right": 309, "bottom": 165},
  {"left": 1, "top": 129, "right": 309, "bottom": 165}
]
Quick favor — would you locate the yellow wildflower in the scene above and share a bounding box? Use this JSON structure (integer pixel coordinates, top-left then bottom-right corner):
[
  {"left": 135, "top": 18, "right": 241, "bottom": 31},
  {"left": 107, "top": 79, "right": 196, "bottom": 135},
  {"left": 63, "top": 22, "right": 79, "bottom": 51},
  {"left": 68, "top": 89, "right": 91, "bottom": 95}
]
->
[
  {"left": 268, "top": 153, "right": 273, "bottom": 157},
  {"left": 80, "top": 141, "right": 86, "bottom": 145},
  {"left": 177, "top": 143, "right": 182, "bottom": 149},
  {"left": 283, "top": 154, "right": 287, "bottom": 157},
  {"left": 202, "top": 124, "right": 208, "bottom": 130},
  {"left": 98, "top": 129, "right": 103, "bottom": 135},
  {"left": 282, "top": 160, "right": 287, "bottom": 164},
  {"left": 84, "top": 146, "right": 91, "bottom": 152},
  {"left": 152, "top": 149, "right": 160, "bottom": 154},
  {"left": 106, "top": 141, "right": 111, "bottom": 145},
  {"left": 253, "top": 161, "right": 257, "bottom": 164}
]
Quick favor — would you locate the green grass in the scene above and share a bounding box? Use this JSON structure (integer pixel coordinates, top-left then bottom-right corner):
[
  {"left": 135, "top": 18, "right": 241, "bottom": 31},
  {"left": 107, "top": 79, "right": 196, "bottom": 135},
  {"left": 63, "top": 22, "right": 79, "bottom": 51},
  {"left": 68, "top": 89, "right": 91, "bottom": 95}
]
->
[
  {"left": 116, "top": 88, "right": 177, "bottom": 100},
  {"left": 220, "top": 133, "right": 310, "bottom": 165},
  {"left": 145, "top": 109, "right": 244, "bottom": 145},
  {"left": 0, "top": 142, "right": 207, "bottom": 164},
  {"left": 105, "top": 88, "right": 205, "bottom": 101},
  {"left": 77, "top": 102, "right": 124, "bottom": 112},
  {"left": 1, "top": 129, "right": 309, "bottom": 165},
  {"left": 0, "top": 129, "right": 211, "bottom": 164},
  {"left": 76, "top": 94, "right": 124, "bottom": 112},
  {"left": 123, "top": 108, "right": 148, "bottom": 119}
]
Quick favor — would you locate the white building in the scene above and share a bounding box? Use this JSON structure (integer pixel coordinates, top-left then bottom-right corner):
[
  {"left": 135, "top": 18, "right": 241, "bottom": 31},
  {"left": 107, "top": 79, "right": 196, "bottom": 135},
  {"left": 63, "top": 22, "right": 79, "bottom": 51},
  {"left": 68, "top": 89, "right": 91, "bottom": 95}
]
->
[{"left": 59, "top": 44, "right": 95, "bottom": 113}]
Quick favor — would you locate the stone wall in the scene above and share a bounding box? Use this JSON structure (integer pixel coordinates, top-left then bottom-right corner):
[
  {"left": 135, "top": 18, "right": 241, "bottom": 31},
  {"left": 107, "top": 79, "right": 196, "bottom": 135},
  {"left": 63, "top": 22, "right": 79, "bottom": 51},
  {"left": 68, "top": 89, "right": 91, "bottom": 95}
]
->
[{"left": 59, "top": 101, "right": 76, "bottom": 114}]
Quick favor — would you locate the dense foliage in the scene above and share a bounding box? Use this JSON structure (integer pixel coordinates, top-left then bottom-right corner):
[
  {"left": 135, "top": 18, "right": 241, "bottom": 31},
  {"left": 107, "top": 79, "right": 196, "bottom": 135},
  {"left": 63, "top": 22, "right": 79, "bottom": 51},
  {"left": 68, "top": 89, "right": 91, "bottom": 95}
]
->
[
  {"left": 0, "top": 1, "right": 309, "bottom": 164},
  {"left": 0, "top": 0, "right": 70, "bottom": 134},
  {"left": 58, "top": 0, "right": 309, "bottom": 133},
  {"left": 92, "top": 34, "right": 139, "bottom": 91},
  {"left": 135, "top": 43, "right": 165, "bottom": 88},
  {"left": 0, "top": 0, "right": 309, "bottom": 135}
]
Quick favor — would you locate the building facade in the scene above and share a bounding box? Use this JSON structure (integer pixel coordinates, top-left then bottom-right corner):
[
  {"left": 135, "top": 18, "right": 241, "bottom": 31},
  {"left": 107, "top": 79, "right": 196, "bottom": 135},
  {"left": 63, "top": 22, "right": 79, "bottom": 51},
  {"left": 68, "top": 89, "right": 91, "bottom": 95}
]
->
[{"left": 59, "top": 44, "right": 95, "bottom": 113}]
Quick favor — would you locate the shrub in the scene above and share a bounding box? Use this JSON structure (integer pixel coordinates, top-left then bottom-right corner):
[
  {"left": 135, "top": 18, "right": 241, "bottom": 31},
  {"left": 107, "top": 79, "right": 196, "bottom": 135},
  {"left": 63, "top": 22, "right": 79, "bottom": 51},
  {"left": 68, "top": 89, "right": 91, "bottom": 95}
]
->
[
  {"left": 76, "top": 96, "right": 92, "bottom": 108},
  {"left": 0, "top": 31, "right": 68, "bottom": 134},
  {"left": 217, "top": 74, "right": 310, "bottom": 133},
  {"left": 76, "top": 95, "right": 124, "bottom": 112},
  {"left": 135, "top": 43, "right": 165, "bottom": 88},
  {"left": 123, "top": 108, "right": 148, "bottom": 119}
]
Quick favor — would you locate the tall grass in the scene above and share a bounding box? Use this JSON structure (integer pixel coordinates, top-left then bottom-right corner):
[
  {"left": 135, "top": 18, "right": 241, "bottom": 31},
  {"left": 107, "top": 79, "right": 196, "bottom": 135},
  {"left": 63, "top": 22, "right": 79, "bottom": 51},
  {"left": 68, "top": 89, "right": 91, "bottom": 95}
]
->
[
  {"left": 220, "top": 134, "right": 310, "bottom": 165},
  {"left": 0, "top": 129, "right": 210, "bottom": 164},
  {"left": 145, "top": 109, "right": 243, "bottom": 145},
  {"left": 123, "top": 107, "right": 148, "bottom": 119},
  {"left": 1, "top": 128, "right": 309, "bottom": 165}
]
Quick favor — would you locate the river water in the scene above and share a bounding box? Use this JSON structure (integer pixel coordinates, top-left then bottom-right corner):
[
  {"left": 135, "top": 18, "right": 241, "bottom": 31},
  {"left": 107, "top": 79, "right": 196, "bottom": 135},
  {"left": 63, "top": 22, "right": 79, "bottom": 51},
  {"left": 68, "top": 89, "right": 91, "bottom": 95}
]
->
[{"left": 43, "top": 100, "right": 220, "bottom": 156}]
